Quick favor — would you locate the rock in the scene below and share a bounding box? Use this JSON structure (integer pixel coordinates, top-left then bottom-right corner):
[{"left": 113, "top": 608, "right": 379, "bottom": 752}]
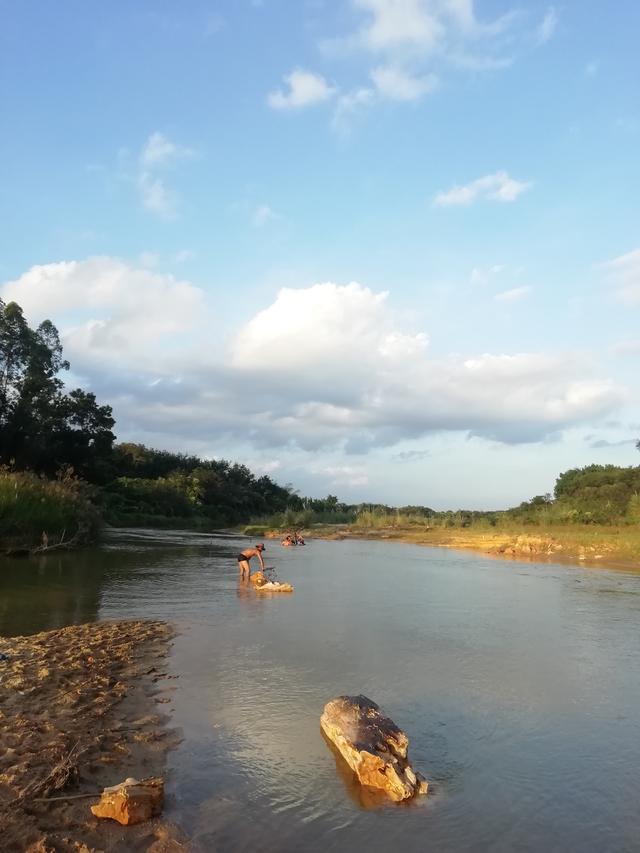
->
[
  {"left": 256, "top": 581, "right": 294, "bottom": 592},
  {"left": 91, "top": 777, "right": 164, "bottom": 825},
  {"left": 320, "top": 695, "right": 428, "bottom": 802}
]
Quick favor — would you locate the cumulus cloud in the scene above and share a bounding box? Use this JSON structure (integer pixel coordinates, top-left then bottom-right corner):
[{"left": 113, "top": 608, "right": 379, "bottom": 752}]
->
[
  {"left": 1, "top": 257, "right": 209, "bottom": 372},
  {"left": 434, "top": 171, "right": 532, "bottom": 207},
  {"left": 267, "top": 69, "right": 335, "bottom": 109},
  {"left": 354, "top": 0, "right": 447, "bottom": 52},
  {"left": 601, "top": 248, "right": 640, "bottom": 304},
  {"left": 370, "top": 65, "right": 439, "bottom": 100},
  {"left": 1, "top": 262, "right": 626, "bottom": 452},
  {"left": 494, "top": 285, "right": 531, "bottom": 303}
]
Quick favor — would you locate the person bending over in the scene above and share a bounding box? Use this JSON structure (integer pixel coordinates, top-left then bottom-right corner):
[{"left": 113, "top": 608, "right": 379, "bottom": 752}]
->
[{"left": 237, "top": 543, "right": 266, "bottom": 580}]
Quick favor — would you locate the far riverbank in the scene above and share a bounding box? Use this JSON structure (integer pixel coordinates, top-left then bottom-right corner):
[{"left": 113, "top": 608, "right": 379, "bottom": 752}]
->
[{"left": 258, "top": 524, "right": 640, "bottom": 572}]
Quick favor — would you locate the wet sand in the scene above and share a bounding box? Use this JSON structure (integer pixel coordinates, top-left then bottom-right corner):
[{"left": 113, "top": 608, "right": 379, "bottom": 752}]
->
[{"left": 0, "top": 620, "right": 185, "bottom": 852}]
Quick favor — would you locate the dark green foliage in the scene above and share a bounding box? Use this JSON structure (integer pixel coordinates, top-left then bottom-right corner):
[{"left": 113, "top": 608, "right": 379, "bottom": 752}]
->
[
  {"left": 0, "top": 300, "right": 115, "bottom": 480},
  {"left": 552, "top": 465, "right": 640, "bottom": 524},
  {"left": 102, "top": 444, "right": 299, "bottom": 527}
]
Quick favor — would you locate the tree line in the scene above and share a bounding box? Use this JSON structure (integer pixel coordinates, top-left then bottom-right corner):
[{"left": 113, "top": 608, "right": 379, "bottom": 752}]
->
[
  {"left": 2, "top": 297, "right": 639, "bottom": 546},
  {"left": 0, "top": 299, "right": 314, "bottom": 540}
]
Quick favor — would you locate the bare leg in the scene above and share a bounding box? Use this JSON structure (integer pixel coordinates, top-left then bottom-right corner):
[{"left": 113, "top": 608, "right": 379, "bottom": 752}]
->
[{"left": 239, "top": 559, "right": 250, "bottom": 580}]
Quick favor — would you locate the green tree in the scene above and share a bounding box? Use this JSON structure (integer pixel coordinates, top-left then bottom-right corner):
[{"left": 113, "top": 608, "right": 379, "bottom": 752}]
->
[{"left": 0, "top": 299, "right": 115, "bottom": 479}]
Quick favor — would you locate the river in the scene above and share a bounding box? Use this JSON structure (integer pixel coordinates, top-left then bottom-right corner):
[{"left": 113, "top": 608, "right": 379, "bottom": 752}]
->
[{"left": 1, "top": 530, "right": 639, "bottom": 852}]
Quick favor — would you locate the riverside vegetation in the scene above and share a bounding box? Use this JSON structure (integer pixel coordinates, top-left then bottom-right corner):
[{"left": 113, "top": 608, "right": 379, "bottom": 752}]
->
[{"left": 2, "top": 297, "right": 640, "bottom": 562}]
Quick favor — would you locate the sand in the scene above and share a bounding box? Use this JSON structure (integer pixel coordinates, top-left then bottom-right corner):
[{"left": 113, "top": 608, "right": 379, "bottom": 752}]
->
[{"left": 0, "top": 619, "right": 186, "bottom": 852}]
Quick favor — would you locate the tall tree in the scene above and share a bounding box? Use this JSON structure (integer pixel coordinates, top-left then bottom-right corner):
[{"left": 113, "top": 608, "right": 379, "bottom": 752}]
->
[{"left": 0, "top": 299, "right": 115, "bottom": 479}]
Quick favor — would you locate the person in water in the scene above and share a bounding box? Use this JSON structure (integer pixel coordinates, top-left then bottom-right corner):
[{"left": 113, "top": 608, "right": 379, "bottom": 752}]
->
[{"left": 237, "top": 543, "right": 266, "bottom": 580}]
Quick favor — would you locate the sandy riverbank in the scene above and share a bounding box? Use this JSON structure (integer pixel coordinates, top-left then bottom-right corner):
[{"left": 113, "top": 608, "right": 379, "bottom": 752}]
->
[
  {"left": 0, "top": 620, "right": 186, "bottom": 852},
  {"left": 264, "top": 526, "right": 640, "bottom": 571}
]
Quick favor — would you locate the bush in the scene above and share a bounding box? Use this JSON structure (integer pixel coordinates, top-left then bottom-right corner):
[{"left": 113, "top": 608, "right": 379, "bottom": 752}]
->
[{"left": 0, "top": 467, "right": 100, "bottom": 548}]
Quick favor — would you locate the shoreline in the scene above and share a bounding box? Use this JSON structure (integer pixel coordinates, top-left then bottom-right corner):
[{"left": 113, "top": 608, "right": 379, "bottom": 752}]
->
[
  {"left": 264, "top": 525, "right": 640, "bottom": 573},
  {"left": 0, "top": 619, "right": 185, "bottom": 851}
]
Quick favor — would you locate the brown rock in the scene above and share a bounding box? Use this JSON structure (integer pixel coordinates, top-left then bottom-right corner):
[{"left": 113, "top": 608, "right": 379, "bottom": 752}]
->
[
  {"left": 91, "top": 776, "right": 164, "bottom": 825},
  {"left": 320, "top": 695, "right": 428, "bottom": 802}
]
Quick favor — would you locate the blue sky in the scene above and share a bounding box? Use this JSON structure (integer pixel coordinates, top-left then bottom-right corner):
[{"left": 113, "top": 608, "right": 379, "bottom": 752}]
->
[{"left": 1, "top": 0, "right": 639, "bottom": 508}]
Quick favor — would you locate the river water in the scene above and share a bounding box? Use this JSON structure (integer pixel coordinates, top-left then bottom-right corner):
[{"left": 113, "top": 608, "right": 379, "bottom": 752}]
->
[{"left": 1, "top": 530, "right": 639, "bottom": 852}]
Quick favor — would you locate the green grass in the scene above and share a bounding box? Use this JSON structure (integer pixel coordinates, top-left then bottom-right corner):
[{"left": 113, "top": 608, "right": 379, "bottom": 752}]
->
[{"left": 0, "top": 468, "right": 100, "bottom": 549}]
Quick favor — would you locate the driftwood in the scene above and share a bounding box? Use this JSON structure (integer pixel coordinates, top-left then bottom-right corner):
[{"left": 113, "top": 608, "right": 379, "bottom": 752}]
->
[
  {"left": 17, "top": 740, "right": 84, "bottom": 802},
  {"left": 30, "top": 527, "right": 84, "bottom": 554}
]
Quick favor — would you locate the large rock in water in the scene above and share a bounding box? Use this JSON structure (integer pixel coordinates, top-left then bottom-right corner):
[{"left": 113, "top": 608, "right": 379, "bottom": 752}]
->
[
  {"left": 320, "top": 695, "right": 428, "bottom": 802},
  {"left": 91, "top": 777, "right": 164, "bottom": 825},
  {"left": 250, "top": 571, "right": 293, "bottom": 592}
]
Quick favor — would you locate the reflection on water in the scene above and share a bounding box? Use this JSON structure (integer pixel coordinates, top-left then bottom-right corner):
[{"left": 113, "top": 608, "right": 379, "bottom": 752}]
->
[{"left": 1, "top": 530, "right": 640, "bottom": 852}]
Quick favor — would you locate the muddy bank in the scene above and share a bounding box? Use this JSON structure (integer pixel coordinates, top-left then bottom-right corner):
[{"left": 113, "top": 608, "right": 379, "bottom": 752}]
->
[{"left": 0, "top": 620, "right": 185, "bottom": 851}]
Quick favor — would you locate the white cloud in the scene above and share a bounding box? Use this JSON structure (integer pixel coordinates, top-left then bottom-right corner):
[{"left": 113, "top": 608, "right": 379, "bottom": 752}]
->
[
  {"left": 280, "top": 2, "right": 543, "bottom": 131},
  {"left": 138, "top": 172, "right": 176, "bottom": 218},
  {"left": 370, "top": 65, "right": 439, "bottom": 100},
  {"left": 135, "top": 132, "right": 194, "bottom": 218},
  {"left": 174, "top": 249, "right": 196, "bottom": 263},
  {"left": 1, "top": 257, "right": 209, "bottom": 372},
  {"left": 327, "top": 0, "right": 522, "bottom": 65},
  {"left": 230, "top": 281, "right": 428, "bottom": 375},
  {"left": 535, "top": 6, "right": 558, "bottom": 44},
  {"left": 494, "top": 286, "right": 531, "bottom": 303},
  {"left": 601, "top": 249, "right": 640, "bottom": 304},
  {"left": 434, "top": 171, "right": 532, "bottom": 207},
  {"left": 1, "top": 265, "right": 625, "bottom": 452},
  {"left": 267, "top": 69, "right": 336, "bottom": 110},
  {"left": 140, "top": 132, "right": 194, "bottom": 168},
  {"left": 354, "top": 0, "right": 446, "bottom": 52}
]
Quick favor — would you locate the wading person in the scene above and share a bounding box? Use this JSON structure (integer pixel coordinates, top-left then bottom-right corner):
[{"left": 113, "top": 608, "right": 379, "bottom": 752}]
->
[{"left": 237, "top": 543, "right": 266, "bottom": 580}]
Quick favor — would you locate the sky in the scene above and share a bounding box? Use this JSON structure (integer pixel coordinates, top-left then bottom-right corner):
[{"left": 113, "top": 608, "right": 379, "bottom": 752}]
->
[{"left": 1, "top": 0, "right": 639, "bottom": 509}]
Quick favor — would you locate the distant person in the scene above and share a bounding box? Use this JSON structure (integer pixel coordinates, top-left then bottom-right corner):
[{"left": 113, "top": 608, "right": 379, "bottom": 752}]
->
[
  {"left": 281, "top": 534, "right": 294, "bottom": 547},
  {"left": 237, "top": 543, "right": 266, "bottom": 580}
]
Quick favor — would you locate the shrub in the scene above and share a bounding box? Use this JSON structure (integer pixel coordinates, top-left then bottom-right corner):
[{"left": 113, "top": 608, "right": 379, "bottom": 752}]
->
[{"left": 0, "top": 467, "right": 100, "bottom": 548}]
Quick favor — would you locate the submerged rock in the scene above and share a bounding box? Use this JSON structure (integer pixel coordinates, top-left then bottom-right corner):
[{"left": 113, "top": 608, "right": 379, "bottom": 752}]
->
[
  {"left": 320, "top": 695, "right": 428, "bottom": 802},
  {"left": 91, "top": 776, "right": 164, "bottom": 825}
]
